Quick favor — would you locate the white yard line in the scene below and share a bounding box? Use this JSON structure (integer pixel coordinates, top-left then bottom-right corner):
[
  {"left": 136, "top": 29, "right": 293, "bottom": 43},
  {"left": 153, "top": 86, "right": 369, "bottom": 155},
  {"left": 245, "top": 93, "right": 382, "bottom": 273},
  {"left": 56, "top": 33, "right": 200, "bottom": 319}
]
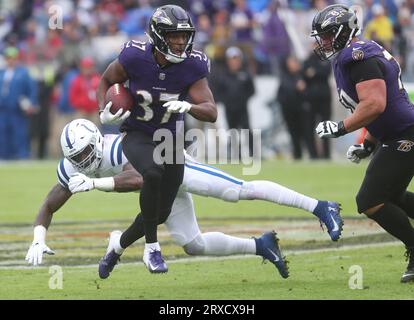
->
[{"left": 0, "top": 241, "right": 400, "bottom": 270}]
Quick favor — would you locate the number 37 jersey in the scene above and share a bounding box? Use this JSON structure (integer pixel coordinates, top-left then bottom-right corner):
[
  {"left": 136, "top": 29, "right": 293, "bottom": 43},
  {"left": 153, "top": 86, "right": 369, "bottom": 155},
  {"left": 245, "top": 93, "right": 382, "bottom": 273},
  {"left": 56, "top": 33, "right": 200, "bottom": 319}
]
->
[
  {"left": 118, "top": 41, "right": 210, "bottom": 135},
  {"left": 333, "top": 39, "right": 414, "bottom": 142}
]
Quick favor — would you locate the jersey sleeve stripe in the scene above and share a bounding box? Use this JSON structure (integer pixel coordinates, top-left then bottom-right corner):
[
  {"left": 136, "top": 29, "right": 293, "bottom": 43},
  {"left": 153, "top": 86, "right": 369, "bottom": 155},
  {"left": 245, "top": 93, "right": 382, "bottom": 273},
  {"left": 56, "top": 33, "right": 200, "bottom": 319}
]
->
[
  {"left": 116, "top": 138, "right": 123, "bottom": 165},
  {"left": 57, "top": 173, "right": 68, "bottom": 188},
  {"left": 110, "top": 135, "right": 121, "bottom": 167},
  {"left": 184, "top": 163, "right": 243, "bottom": 185},
  {"left": 59, "top": 160, "right": 70, "bottom": 182}
]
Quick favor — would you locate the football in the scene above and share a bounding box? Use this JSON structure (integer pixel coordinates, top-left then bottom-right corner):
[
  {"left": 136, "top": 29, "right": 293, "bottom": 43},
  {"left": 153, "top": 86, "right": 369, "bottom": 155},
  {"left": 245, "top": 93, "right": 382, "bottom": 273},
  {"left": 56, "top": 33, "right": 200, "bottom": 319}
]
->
[{"left": 105, "top": 83, "right": 134, "bottom": 115}]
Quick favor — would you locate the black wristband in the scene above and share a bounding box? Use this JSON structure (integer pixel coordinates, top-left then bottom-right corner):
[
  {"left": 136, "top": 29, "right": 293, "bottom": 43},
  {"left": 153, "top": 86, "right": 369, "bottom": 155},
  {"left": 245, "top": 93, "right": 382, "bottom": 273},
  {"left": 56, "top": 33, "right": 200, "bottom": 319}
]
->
[
  {"left": 363, "top": 139, "right": 376, "bottom": 153},
  {"left": 336, "top": 121, "right": 348, "bottom": 137}
]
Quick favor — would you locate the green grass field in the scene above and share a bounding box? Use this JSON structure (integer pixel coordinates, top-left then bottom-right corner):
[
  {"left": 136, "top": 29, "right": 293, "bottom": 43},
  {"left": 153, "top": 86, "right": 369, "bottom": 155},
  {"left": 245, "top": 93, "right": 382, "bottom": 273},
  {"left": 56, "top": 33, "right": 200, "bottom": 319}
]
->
[{"left": 1, "top": 159, "right": 414, "bottom": 299}]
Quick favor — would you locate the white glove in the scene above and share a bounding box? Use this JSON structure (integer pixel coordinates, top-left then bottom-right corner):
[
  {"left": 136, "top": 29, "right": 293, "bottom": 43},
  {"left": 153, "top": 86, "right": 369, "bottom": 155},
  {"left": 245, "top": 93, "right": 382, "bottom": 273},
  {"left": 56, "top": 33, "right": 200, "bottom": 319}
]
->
[
  {"left": 25, "top": 241, "right": 55, "bottom": 266},
  {"left": 315, "top": 120, "right": 347, "bottom": 138},
  {"left": 163, "top": 101, "right": 192, "bottom": 113},
  {"left": 69, "top": 173, "right": 95, "bottom": 193},
  {"left": 99, "top": 101, "right": 131, "bottom": 125},
  {"left": 346, "top": 140, "right": 375, "bottom": 164}
]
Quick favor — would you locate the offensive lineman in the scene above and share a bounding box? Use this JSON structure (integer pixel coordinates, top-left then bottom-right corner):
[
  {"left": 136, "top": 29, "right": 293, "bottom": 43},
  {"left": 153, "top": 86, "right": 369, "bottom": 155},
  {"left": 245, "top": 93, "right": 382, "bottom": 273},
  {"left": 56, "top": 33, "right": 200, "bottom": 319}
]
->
[
  {"left": 26, "top": 119, "right": 343, "bottom": 279},
  {"left": 312, "top": 4, "right": 414, "bottom": 282}
]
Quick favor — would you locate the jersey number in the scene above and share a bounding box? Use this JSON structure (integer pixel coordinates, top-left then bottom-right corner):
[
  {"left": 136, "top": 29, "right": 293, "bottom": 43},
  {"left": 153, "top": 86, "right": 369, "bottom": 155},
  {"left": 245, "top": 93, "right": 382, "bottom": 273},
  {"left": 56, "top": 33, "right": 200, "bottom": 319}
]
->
[{"left": 135, "top": 90, "right": 180, "bottom": 124}]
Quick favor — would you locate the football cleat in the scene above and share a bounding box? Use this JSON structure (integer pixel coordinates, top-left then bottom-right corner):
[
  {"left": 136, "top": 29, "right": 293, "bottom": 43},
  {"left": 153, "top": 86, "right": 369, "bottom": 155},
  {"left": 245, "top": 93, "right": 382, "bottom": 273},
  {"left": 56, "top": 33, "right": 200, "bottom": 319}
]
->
[
  {"left": 98, "top": 231, "right": 122, "bottom": 279},
  {"left": 401, "top": 248, "right": 414, "bottom": 283},
  {"left": 143, "top": 249, "right": 168, "bottom": 274},
  {"left": 313, "top": 201, "right": 343, "bottom": 241},
  {"left": 255, "top": 231, "right": 289, "bottom": 279}
]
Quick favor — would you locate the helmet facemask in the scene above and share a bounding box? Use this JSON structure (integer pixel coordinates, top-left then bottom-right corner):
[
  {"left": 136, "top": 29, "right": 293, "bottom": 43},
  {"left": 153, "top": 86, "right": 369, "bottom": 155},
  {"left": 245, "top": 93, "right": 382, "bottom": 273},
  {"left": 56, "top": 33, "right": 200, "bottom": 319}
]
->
[
  {"left": 61, "top": 119, "right": 103, "bottom": 175},
  {"left": 67, "top": 143, "right": 101, "bottom": 174},
  {"left": 148, "top": 5, "right": 195, "bottom": 64}
]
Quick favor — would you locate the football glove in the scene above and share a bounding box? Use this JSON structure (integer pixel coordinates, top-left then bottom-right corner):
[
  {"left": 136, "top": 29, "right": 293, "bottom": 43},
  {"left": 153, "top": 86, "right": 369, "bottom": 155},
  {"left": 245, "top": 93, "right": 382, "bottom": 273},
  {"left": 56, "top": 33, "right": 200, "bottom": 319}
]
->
[
  {"left": 25, "top": 241, "right": 55, "bottom": 266},
  {"left": 99, "top": 101, "right": 131, "bottom": 126},
  {"left": 163, "top": 100, "right": 192, "bottom": 113},
  {"left": 315, "top": 120, "right": 347, "bottom": 138},
  {"left": 69, "top": 173, "right": 95, "bottom": 193},
  {"left": 346, "top": 139, "right": 376, "bottom": 164}
]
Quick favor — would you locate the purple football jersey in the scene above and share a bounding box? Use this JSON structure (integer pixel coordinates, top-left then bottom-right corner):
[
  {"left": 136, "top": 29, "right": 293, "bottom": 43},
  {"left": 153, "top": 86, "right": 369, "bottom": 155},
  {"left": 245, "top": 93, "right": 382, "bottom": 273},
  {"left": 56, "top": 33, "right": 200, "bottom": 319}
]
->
[
  {"left": 118, "top": 40, "right": 210, "bottom": 135},
  {"left": 333, "top": 39, "right": 414, "bottom": 141}
]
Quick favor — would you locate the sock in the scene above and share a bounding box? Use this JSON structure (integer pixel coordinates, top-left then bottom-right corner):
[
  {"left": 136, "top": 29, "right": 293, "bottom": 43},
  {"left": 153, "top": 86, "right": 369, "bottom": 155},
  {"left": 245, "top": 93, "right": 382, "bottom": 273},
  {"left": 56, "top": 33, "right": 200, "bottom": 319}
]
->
[
  {"left": 368, "top": 202, "right": 414, "bottom": 247},
  {"left": 397, "top": 192, "right": 414, "bottom": 219},
  {"left": 112, "top": 233, "right": 124, "bottom": 255},
  {"left": 144, "top": 242, "right": 161, "bottom": 252},
  {"left": 120, "top": 213, "right": 145, "bottom": 249},
  {"left": 240, "top": 181, "right": 318, "bottom": 213},
  {"left": 202, "top": 232, "right": 256, "bottom": 255},
  {"left": 140, "top": 168, "right": 163, "bottom": 243}
]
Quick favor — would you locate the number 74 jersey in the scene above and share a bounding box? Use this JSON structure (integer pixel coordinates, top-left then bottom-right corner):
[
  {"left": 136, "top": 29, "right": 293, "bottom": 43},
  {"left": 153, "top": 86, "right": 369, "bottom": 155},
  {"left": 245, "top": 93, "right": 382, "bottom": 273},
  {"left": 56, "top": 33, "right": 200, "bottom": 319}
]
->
[
  {"left": 118, "top": 40, "right": 210, "bottom": 135},
  {"left": 333, "top": 39, "right": 414, "bottom": 142}
]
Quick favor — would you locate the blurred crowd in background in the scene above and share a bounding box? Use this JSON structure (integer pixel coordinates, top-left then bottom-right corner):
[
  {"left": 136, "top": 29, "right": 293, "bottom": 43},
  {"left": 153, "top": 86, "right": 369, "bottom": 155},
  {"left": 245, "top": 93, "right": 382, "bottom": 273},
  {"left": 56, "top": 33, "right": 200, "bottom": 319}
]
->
[{"left": 0, "top": 0, "right": 414, "bottom": 161}]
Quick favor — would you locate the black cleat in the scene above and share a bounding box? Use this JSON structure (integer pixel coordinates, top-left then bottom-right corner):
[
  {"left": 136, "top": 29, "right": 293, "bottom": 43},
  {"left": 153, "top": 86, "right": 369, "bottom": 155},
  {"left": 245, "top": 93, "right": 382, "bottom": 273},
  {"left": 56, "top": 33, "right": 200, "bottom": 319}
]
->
[{"left": 401, "top": 247, "right": 414, "bottom": 283}]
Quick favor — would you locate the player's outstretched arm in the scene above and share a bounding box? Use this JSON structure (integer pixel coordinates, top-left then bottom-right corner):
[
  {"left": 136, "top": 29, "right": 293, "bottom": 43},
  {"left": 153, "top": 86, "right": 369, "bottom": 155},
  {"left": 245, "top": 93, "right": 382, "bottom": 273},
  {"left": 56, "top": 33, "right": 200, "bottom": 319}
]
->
[
  {"left": 187, "top": 78, "right": 217, "bottom": 122},
  {"left": 68, "top": 163, "right": 143, "bottom": 194},
  {"left": 26, "top": 184, "right": 72, "bottom": 266}
]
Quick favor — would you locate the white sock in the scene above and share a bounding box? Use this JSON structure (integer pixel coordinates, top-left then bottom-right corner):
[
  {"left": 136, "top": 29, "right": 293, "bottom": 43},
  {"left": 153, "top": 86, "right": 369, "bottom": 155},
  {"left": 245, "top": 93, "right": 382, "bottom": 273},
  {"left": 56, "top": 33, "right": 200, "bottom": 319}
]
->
[
  {"left": 240, "top": 180, "right": 318, "bottom": 213},
  {"left": 202, "top": 232, "right": 256, "bottom": 255},
  {"left": 145, "top": 242, "right": 161, "bottom": 252},
  {"left": 110, "top": 231, "right": 124, "bottom": 254}
]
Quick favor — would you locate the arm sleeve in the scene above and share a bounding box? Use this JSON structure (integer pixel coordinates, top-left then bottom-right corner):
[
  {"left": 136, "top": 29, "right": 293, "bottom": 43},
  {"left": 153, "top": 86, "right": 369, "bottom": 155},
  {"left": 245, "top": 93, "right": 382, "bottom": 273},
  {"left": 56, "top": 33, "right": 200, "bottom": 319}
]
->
[{"left": 349, "top": 57, "right": 385, "bottom": 85}]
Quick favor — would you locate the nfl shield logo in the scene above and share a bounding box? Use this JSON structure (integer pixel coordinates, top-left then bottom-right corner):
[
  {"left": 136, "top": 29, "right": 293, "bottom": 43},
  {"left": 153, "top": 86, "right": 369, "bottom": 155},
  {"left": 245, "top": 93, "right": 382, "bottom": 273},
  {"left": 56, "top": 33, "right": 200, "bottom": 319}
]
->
[{"left": 159, "top": 73, "right": 165, "bottom": 80}]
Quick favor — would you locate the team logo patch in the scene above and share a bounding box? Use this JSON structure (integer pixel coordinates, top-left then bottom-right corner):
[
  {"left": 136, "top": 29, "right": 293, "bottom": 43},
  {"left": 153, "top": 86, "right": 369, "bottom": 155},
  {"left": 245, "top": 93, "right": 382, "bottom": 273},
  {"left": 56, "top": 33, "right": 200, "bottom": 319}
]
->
[
  {"left": 352, "top": 49, "right": 364, "bottom": 61},
  {"left": 397, "top": 140, "right": 414, "bottom": 152}
]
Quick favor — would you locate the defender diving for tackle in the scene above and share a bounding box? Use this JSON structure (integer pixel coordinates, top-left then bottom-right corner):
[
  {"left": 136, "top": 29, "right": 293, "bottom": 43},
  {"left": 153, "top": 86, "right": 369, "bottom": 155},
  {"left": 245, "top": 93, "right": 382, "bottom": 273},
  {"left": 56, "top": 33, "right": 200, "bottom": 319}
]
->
[{"left": 26, "top": 119, "right": 343, "bottom": 279}]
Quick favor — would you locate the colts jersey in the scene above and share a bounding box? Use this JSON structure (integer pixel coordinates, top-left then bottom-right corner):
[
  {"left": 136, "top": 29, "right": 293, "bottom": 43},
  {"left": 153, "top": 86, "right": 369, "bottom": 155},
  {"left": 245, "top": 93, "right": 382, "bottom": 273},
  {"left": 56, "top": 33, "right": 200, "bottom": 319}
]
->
[
  {"left": 118, "top": 41, "right": 210, "bottom": 135},
  {"left": 57, "top": 135, "right": 128, "bottom": 189},
  {"left": 333, "top": 39, "right": 414, "bottom": 141}
]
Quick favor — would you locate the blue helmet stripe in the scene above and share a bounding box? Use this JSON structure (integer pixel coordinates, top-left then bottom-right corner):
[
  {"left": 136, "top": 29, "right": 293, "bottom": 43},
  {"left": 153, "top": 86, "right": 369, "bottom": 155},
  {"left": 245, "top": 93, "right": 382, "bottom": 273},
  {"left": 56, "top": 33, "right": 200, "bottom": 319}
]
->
[{"left": 65, "top": 125, "right": 73, "bottom": 149}]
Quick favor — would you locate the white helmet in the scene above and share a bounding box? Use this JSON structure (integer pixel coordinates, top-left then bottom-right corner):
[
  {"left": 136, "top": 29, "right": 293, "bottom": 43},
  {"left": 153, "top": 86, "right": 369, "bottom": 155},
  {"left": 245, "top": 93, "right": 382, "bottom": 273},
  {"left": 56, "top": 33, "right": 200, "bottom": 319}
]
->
[{"left": 60, "top": 119, "right": 103, "bottom": 174}]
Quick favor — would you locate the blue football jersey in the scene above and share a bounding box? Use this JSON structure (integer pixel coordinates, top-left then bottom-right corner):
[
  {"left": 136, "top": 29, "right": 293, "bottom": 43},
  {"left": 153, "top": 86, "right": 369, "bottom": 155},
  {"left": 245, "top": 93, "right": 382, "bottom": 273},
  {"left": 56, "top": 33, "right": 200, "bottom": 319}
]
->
[
  {"left": 118, "top": 40, "right": 210, "bottom": 135},
  {"left": 333, "top": 39, "right": 414, "bottom": 141}
]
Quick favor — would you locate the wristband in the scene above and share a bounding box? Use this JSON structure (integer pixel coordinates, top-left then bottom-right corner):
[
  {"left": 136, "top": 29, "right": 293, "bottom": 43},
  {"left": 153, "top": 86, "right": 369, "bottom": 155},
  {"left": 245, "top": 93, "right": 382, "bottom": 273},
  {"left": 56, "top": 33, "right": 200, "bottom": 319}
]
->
[
  {"left": 363, "top": 139, "right": 376, "bottom": 153},
  {"left": 93, "top": 177, "right": 115, "bottom": 191},
  {"left": 33, "top": 225, "right": 47, "bottom": 243},
  {"left": 336, "top": 121, "right": 348, "bottom": 137}
]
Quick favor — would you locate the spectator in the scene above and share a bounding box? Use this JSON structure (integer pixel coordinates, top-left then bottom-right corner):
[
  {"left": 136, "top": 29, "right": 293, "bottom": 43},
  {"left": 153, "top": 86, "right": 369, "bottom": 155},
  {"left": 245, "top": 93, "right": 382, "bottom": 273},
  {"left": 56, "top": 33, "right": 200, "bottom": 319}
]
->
[
  {"left": 364, "top": 4, "right": 394, "bottom": 51},
  {"left": 302, "top": 48, "right": 332, "bottom": 159},
  {"left": 277, "top": 55, "right": 316, "bottom": 160},
  {"left": 0, "top": 46, "right": 38, "bottom": 159},
  {"left": 257, "top": 0, "right": 291, "bottom": 75},
  {"left": 68, "top": 57, "right": 100, "bottom": 124},
  {"left": 212, "top": 46, "right": 255, "bottom": 157}
]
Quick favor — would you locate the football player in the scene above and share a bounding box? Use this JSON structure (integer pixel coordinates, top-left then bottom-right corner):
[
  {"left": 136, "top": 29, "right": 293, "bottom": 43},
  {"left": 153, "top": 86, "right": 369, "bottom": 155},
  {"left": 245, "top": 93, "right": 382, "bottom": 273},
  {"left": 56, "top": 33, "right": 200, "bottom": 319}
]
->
[
  {"left": 26, "top": 119, "right": 342, "bottom": 279},
  {"left": 312, "top": 4, "right": 414, "bottom": 282},
  {"left": 96, "top": 4, "right": 217, "bottom": 273}
]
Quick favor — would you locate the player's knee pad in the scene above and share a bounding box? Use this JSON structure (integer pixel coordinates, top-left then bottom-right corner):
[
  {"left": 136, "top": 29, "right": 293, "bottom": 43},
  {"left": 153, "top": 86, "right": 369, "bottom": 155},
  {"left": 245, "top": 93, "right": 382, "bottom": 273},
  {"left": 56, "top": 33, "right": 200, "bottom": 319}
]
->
[
  {"left": 183, "top": 234, "right": 205, "bottom": 256},
  {"left": 221, "top": 187, "right": 240, "bottom": 202}
]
